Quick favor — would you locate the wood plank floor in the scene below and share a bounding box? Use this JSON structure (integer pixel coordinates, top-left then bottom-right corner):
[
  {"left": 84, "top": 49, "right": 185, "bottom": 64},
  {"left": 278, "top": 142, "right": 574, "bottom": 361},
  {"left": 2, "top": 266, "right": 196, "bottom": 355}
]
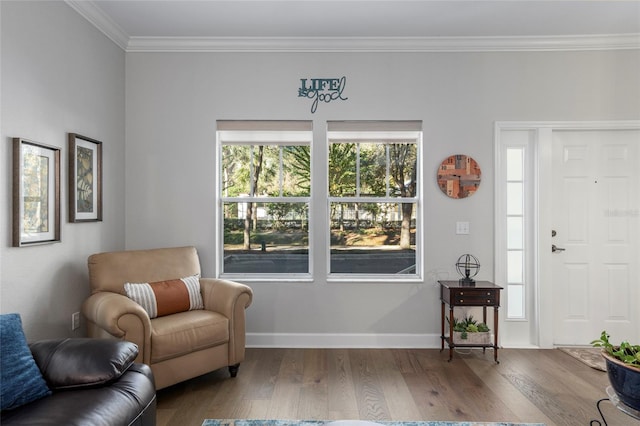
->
[{"left": 156, "top": 348, "right": 632, "bottom": 426}]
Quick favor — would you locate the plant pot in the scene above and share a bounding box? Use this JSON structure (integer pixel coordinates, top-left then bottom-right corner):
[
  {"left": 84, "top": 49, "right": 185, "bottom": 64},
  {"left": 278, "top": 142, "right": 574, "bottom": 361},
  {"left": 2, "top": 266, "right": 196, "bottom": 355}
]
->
[
  {"left": 453, "top": 331, "right": 491, "bottom": 345},
  {"left": 602, "top": 350, "right": 640, "bottom": 411}
]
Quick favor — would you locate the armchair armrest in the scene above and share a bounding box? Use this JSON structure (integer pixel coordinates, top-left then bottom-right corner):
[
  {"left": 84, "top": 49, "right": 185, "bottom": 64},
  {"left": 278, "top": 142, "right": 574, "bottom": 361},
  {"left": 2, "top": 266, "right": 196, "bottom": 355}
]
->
[
  {"left": 30, "top": 338, "right": 139, "bottom": 390},
  {"left": 82, "top": 292, "right": 152, "bottom": 363},
  {"left": 200, "top": 278, "right": 252, "bottom": 363},
  {"left": 200, "top": 278, "right": 252, "bottom": 316}
]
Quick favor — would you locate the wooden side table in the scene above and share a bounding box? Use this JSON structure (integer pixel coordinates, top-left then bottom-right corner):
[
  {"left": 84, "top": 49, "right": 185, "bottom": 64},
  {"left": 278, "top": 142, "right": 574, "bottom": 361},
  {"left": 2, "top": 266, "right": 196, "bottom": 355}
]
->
[{"left": 439, "top": 280, "right": 503, "bottom": 363}]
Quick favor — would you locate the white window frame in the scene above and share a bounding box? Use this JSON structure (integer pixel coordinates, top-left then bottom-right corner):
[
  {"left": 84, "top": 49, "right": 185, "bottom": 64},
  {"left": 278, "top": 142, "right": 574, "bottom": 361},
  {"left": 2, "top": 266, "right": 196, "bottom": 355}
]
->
[
  {"left": 504, "top": 145, "right": 527, "bottom": 319},
  {"left": 326, "top": 121, "right": 423, "bottom": 282},
  {"left": 495, "top": 129, "right": 537, "bottom": 328},
  {"left": 216, "top": 120, "right": 313, "bottom": 281}
]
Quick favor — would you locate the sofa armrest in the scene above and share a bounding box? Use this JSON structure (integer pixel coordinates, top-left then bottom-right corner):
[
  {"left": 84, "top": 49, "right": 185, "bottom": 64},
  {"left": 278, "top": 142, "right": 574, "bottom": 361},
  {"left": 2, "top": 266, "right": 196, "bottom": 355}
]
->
[
  {"left": 82, "top": 292, "right": 152, "bottom": 364},
  {"left": 200, "top": 278, "right": 252, "bottom": 364},
  {"left": 30, "top": 338, "right": 139, "bottom": 390}
]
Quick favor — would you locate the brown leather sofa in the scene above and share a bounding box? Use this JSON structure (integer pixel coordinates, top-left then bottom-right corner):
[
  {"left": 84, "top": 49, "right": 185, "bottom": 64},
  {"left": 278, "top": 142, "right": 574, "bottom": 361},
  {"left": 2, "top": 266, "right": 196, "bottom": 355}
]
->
[
  {"left": 82, "top": 246, "right": 253, "bottom": 390},
  {"left": 1, "top": 338, "right": 156, "bottom": 426}
]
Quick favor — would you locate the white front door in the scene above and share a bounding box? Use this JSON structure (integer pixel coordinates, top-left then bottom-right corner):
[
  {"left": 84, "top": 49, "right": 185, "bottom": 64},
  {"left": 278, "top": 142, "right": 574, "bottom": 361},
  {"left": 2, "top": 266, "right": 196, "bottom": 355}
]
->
[{"left": 551, "top": 129, "right": 640, "bottom": 345}]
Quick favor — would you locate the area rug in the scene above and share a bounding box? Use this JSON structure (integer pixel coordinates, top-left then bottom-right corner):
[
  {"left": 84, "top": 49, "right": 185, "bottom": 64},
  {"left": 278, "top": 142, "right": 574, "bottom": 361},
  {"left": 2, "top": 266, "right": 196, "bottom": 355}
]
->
[
  {"left": 558, "top": 347, "right": 606, "bottom": 372},
  {"left": 203, "top": 420, "right": 545, "bottom": 426}
]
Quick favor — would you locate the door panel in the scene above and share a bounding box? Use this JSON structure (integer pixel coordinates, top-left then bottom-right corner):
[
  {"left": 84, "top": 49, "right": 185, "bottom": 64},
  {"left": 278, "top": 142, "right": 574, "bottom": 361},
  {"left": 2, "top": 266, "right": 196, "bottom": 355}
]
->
[{"left": 552, "top": 130, "right": 639, "bottom": 345}]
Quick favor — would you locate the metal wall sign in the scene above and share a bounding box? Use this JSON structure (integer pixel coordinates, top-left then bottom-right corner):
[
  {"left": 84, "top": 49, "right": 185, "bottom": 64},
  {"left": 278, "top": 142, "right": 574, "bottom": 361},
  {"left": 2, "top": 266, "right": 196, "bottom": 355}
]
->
[{"left": 298, "top": 77, "right": 348, "bottom": 113}]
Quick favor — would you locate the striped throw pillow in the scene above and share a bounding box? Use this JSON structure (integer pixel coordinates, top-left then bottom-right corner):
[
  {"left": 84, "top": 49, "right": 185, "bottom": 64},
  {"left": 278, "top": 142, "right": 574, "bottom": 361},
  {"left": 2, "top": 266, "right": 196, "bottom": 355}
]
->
[{"left": 124, "top": 275, "right": 204, "bottom": 318}]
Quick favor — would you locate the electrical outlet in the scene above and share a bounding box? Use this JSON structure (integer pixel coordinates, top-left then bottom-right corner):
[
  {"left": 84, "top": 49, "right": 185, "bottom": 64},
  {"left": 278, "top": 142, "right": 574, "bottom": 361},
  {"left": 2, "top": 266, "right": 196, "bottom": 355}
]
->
[{"left": 72, "top": 312, "right": 80, "bottom": 330}]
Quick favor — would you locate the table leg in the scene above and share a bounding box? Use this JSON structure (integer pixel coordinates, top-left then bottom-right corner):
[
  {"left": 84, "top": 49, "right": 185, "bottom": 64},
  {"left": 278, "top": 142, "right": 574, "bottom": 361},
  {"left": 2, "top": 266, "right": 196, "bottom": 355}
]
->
[
  {"left": 494, "top": 306, "right": 500, "bottom": 363},
  {"left": 449, "top": 305, "right": 454, "bottom": 362},
  {"left": 440, "top": 301, "right": 445, "bottom": 351},
  {"left": 482, "top": 306, "right": 487, "bottom": 354}
]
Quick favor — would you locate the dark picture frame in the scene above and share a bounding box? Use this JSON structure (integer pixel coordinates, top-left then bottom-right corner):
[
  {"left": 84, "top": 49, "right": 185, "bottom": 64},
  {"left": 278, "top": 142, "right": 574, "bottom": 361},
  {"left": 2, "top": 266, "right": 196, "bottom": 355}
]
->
[
  {"left": 68, "top": 133, "right": 102, "bottom": 222},
  {"left": 12, "top": 138, "right": 61, "bottom": 247}
]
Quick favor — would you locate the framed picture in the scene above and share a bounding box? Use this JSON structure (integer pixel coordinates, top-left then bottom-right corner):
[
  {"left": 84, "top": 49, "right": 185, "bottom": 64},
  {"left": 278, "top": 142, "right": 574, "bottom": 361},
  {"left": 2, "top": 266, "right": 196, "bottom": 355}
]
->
[
  {"left": 68, "top": 133, "right": 102, "bottom": 222},
  {"left": 12, "top": 138, "right": 61, "bottom": 247}
]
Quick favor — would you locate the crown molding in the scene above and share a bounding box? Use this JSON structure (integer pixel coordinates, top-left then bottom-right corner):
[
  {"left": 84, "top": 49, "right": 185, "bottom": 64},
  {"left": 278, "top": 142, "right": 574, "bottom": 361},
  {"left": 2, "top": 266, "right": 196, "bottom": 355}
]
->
[
  {"left": 126, "top": 34, "right": 640, "bottom": 53},
  {"left": 65, "top": 0, "right": 129, "bottom": 50},
  {"left": 65, "top": 1, "right": 640, "bottom": 53}
]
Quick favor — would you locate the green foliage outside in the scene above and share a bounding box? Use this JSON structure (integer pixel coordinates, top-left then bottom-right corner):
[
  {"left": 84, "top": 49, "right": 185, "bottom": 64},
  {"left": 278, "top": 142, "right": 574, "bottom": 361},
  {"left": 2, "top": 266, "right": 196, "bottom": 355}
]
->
[
  {"left": 223, "top": 227, "right": 414, "bottom": 250},
  {"left": 224, "top": 229, "right": 308, "bottom": 247},
  {"left": 222, "top": 138, "right": 417, "bottom": 250}
]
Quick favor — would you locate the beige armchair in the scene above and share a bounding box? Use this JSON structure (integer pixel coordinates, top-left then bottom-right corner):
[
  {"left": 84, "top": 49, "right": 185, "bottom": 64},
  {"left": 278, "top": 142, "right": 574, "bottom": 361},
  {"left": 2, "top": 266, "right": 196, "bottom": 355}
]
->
[{"left": 82, "top": 246, "right": 252, "bottom": 390}]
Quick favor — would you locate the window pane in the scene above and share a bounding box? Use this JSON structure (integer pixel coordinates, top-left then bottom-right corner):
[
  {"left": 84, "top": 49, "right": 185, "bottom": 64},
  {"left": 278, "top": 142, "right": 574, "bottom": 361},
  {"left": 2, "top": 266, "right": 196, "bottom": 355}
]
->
[
  {"left": 507, "top": 284, "right": 524, "bottom": 318},
  {"left": 329, "top": 202, "right": 416, "bottom": 274},
  {"left": 328, "top": 143, "right": 357, "bottom": 196},
  {"left": 359, "top": 143, "right": 387, "bottom": 196},
  {"left": 223, "top": 202, "right": 309, "bottom": 273},
  {"left": 507, "top": 250, "right": 523, "bottom": 283},
  {"left": 389, "top": 143, "right": 417, "bottom": 198},
  {"left": 257, "top": 145, "right": 283, "bottom": 197},
  {"left": 221, "top": 145, "right": 251, "bottom": 196},
  {"left": 506, "top": 148, "right": 523, "bottom": 181},
  {"left": 222, "top": 144, "right": 310, "bottom": 198},
  {"left": 328, "top": 141, "right": 417, "bottom": 198},
  {"left": 507, "top": 217, "right": 523, "bottom": 249},
  {"left": 506, "top": 182, "right": 523, "bottom": 215},
  {"left": 283, "top": 146, "right": 311, "bottom": 196}
]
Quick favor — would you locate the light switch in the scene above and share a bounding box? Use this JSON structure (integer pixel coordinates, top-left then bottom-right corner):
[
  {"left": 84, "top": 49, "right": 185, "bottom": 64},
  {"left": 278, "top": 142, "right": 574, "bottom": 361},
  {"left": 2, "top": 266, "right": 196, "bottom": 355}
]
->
[{"left": 456, "top": 221, "right": 470, "bottom": 235}]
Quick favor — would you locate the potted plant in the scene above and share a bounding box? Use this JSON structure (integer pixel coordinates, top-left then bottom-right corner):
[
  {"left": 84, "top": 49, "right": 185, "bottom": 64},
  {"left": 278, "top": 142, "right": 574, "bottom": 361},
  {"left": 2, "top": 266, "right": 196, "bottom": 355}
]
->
[
  {"left": 449, "top": 315, "right": 491, "bottom": 345},
  {"left": 591, "top": 331, "right": 640, "bottom": 411}
]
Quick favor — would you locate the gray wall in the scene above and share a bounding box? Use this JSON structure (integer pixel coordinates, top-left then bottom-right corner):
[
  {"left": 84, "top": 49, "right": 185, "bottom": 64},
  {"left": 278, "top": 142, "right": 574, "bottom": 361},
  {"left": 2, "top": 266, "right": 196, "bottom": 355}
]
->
[
  {"left": 1, "top": 1, "right": 638, "bottom": 344},
  {"left": 0, "top": 1, "right": 126, "bottom": 340},
  {"left": 124, "top": 50, "right": 640, "bottom": 345}
]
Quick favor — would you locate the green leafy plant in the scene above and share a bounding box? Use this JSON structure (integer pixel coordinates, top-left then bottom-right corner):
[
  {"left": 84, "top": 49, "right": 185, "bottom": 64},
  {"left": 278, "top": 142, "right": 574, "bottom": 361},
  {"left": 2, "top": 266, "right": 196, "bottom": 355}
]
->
[
  {"left": 591, "top": 331, "right": 640, "bottom": 369},
  {"left": 448, "top": 315, "right": 490, "bottom": 339}
]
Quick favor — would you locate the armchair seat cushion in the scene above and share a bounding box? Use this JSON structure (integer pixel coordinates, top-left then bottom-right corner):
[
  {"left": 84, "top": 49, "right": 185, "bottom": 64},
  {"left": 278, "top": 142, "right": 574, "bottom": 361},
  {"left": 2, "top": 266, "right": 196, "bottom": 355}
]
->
[{"left": 151, "top": 310, "right": 229, "bottom": 363}]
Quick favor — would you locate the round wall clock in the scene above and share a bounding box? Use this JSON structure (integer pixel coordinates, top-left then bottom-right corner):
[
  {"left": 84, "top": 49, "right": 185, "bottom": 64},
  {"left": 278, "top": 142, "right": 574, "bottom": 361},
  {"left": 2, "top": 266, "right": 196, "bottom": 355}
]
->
[{"left": 437, "top": 154, "right": 481, "bottom": 199}]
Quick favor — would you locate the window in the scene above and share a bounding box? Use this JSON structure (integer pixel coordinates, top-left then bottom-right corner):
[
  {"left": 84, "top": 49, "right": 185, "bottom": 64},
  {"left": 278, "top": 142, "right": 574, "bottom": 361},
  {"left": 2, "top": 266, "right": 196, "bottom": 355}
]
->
[
  {"left": 506, "top": 147, "right": 526, "bottom": 318},
  {"left": 496, "top": 126, "right": 537, "bottom": 344},
  {"left": 327, "top": 121, "right": 422, "bottom": 278},
  {"left": 217, "top": 121, "right": 312, "bottom": 277}
]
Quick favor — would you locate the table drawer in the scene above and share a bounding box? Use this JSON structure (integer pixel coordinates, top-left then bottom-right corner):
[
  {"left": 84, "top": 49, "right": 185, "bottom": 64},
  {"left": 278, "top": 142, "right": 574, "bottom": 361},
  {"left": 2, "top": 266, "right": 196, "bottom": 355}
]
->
[{"left": 450, "top": 289, "right": 497, "bottom": 306}]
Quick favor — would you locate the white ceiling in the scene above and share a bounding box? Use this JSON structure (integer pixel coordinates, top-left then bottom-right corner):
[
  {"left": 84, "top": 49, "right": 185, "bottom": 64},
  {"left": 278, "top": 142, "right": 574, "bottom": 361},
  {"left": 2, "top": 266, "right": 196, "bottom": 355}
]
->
[{"left": 66, "top": 0, "right": 640, "bottom": 52}]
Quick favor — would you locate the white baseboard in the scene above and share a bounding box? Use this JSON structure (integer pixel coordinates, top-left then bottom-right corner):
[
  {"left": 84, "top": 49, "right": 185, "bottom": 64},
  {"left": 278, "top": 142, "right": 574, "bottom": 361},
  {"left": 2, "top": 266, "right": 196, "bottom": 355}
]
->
[{"left": 246, "top": 333, "right": 441, "bottom": 348}]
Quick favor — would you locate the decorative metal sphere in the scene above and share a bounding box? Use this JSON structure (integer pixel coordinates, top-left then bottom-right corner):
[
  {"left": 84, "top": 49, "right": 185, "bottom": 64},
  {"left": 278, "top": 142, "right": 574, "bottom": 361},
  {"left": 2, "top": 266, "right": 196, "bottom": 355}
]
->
[{"left": 456, "top": 254, "right": 480, "bottom": 279}]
